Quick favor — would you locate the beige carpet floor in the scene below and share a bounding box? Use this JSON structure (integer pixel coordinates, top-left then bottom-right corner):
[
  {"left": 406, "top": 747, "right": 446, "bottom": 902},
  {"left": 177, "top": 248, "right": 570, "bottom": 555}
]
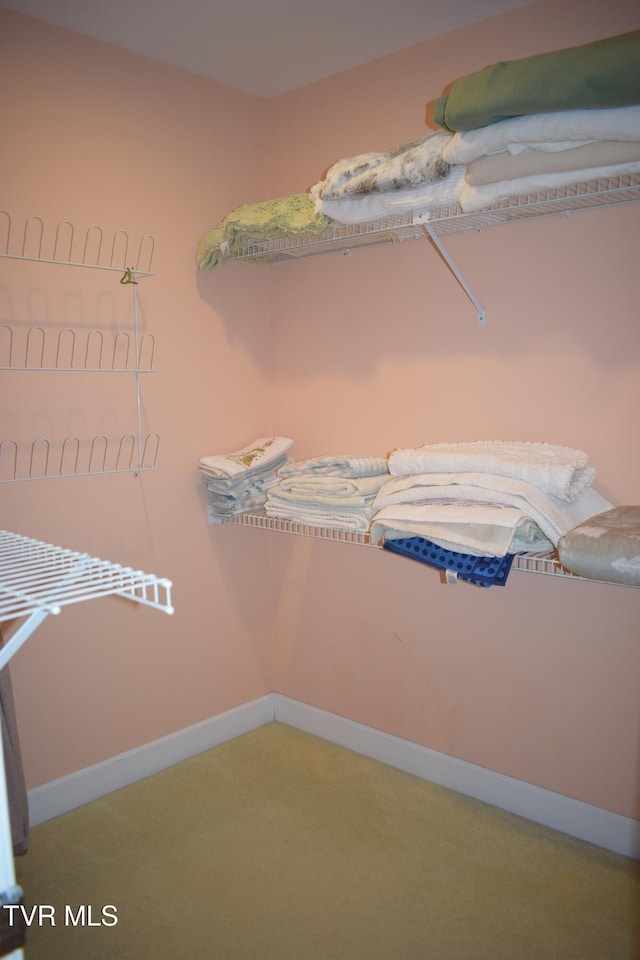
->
[{"left": 15, "top": 722, "right": 640, "bottom": 960}]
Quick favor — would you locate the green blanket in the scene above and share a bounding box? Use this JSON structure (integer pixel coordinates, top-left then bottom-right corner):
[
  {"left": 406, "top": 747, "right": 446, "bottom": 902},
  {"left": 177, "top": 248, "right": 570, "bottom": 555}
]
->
[
  {"left": 196, "top": 193, "right": 334, "bottom": 270},
  {"left": 434, "top": 30, "right": 640, "bottom": 133}
]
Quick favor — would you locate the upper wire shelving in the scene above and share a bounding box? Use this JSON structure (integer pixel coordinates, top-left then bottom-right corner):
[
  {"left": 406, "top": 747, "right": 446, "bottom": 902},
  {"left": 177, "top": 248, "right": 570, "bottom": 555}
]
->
[{"left": 228, "top": 172, "right": 640, "bottom": 326}]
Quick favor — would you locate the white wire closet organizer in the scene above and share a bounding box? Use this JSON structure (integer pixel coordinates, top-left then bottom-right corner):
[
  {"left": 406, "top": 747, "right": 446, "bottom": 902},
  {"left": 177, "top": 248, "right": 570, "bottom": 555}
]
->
[
  {"left": 0, "top": 211, "right": 159, "bottom": 481},
  {"left": 226, "top": 510, "right": 639, "bottom": 589},
  {"left": 229, "top": 171, "right": 640, "bottom": 326},
  {"left": 0, "top": 529, "right": 173, "bottom": 959},
  {"left": 0, "top": 530, "right": 174, "bottom": 670}
]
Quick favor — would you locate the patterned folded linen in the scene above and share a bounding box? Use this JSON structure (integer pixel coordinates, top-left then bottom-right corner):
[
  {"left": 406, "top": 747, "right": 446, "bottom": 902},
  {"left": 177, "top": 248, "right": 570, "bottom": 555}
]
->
[
  {"left": 310, "top": 167, "right": 466, "bottom": 225},
  {"left": 557, "top": 505, "right": 640, "bottom": 586},
  {"left": 441, "top": 105, "right": 640, "bottom": 166},
  {"left": 278, "top": 455, "right": 388, "bottom": 479},
  {"left": 314, "top": 133, "right": 452, "bottom": 200},
  {"left": 200, "top": 437, "right": 293, "bottom": 479},
  {"left": 383, "top": 536, "right": 516, "bottom": 587},
  {"left": 387, "top": 440, "right": 595, "bottom": 501}
]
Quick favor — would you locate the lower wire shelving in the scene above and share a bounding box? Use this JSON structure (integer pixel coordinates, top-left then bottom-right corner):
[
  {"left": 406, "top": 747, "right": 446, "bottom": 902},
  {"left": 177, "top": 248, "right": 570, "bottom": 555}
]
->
[
  {"left": 226, "top": 511, "right": 628, "bottom": 586},
  {"left": 0, "top": 530, "right": 173, "bottom": 959}
]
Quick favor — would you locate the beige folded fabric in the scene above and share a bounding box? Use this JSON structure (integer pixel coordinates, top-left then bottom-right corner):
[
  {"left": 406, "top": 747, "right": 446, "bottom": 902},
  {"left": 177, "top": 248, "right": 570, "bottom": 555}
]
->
[{"left": 465, "top": 140, "right": 640, "bottom": 185}]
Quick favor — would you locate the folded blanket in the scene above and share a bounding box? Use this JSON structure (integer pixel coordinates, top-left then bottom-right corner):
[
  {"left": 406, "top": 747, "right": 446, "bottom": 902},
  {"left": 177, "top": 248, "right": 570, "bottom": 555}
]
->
[
  {"left": 458, "top": 159, "right": 640, "bottom": 213},
  {"left": 310, "top": 167, "right": 466, "bottom": 225},
  {"left": 314, "top": 133, "right": 452, "bottom": 200},
  {"left": 272, "top": 474, "right": 388, "bottom": 504},
  {"left": 371, "top": 503, "right": 544, "bottom": 556},
  {"left": 442, "top": 105, "right": 640, "bottom": 165},
  {"left": 200, "top": 437, "right": 293, "bottom": 479},
  {"left": 465, "top": 140, "right": 640, "bottom": 186},
  {"left": 196, "top": 195, "right": 334, "bottom": 270},
  {"left": 278, "top": 455, "right": 388, "bottom": 479},
  {"left": 434, "top": 30, "right": 640, "bottom": 132},
  {"left": 557, "top": 505, "right": 640, "bottom": 586},
  {"left": 387, "top": 441, "right": 595, "bottom": 501},
  {"left": 383, "top": 536, "right": 516, "bottom": 587},
  {"left": 264, "top": 500, "right": 374, "bottom": 533},
  {"left": 373, "top": 472, "right": 613, "bottom": 547}
]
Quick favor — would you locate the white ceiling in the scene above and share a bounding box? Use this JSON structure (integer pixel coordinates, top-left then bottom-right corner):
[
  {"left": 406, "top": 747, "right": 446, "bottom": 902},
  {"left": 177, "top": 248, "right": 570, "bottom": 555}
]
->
[{"left": 2, "top": 0, "right": 535, "bottom": 98}]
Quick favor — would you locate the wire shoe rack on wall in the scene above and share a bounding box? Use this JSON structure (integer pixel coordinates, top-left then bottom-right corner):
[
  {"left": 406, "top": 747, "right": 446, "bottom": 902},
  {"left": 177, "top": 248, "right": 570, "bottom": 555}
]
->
[{"left": 1, "top": 211, "right": 159, "bottom": 481}]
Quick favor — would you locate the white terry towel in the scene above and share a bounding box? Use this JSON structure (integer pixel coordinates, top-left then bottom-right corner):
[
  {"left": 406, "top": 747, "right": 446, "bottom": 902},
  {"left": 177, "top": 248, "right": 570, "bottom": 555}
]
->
[
  {"left": 200, "top": 437, "right": 293, "bottom": 479},
  {"left": 264, "top": 500, "right": 374, "bottom": 533},
  {"left": 310, "top": 167, "right": 466, "bottom": 225},
  {"left": 387, "top": 440, "right": 596, "bottom": 501},
  {"left": 278, "top": 455, "right": 388, "bottom": 479}
]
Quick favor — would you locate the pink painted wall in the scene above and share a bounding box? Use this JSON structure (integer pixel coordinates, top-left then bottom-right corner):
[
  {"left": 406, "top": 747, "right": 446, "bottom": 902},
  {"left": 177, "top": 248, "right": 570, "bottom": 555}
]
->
[
  {"left": 0, "top": 8, "right": 276, "bottom": 786},
  {"left": 1, "top": 0, "right": 639, "bottom": 827},
  {"left": 266, "top": 0, "right": 640, "bottom": 820}
]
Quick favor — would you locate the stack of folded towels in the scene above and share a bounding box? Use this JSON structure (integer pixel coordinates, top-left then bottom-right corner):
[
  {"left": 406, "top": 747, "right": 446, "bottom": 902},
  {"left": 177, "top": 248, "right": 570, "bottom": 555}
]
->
[
  {"left": 370, "top": 440, "right": 613, "bottom": 587},
  {"left": 265, "top": 454, "right": 390, "bottom": 533},
  {"left": 200, "top": 436, "right": 293, "bottom": 523}
]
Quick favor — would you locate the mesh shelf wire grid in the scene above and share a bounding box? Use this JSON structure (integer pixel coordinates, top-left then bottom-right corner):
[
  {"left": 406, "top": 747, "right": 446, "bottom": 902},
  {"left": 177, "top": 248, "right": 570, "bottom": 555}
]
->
[
  {"left": 231, "top": 172, "right": 640, "bottom": 260},
  {"left": 226, "top": 513, "right": 635, "bottom": 586},
  {"left": 0, "top": 531, "right": 173, "bottom": 620}
]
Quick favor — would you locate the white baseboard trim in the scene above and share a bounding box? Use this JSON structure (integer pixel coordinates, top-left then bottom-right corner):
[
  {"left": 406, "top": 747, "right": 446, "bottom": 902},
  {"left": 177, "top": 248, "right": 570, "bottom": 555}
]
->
[
  {"left": 28, "top": 691, "right": 639, "bottom": 859},
  {"left": 274, "top": 694, "right": 640, "bottom": 860},
  {"left": 28, "top": 694, "right": 275, "bottom": 826}
]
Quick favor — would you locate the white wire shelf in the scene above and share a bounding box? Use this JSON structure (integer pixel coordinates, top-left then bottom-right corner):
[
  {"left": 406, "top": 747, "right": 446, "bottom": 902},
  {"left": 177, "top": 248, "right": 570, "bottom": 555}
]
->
[
  {"left": 229, "top": 172, "right": 640, "bottom": 263},
  {"left": 225, "top": 510, "right": 635, "bottom": 587},
  {"left": 0, "top": 530, "right": 174, "bottom": 671},
  {"left": 0, "top": 530, "right": 174, "bottom": 621}
]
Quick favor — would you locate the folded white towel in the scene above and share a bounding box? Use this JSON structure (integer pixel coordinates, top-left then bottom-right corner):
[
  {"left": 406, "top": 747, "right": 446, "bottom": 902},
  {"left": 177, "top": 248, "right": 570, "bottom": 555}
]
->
[
  {"left": 370, "top": 504, "right": 544, "bottom": 556},
  {"left": 278, "top": 455, "right": 388, "bottom": 479},
  {"left": 442, "top": 105, "right": 640, "bottom": 165},
  {"left": 200, "top": 437, "right": 293, "bottom": 479},
  {"left": 388, "top": 441, "right": 595, "bottom": 501},
  {"left": 264, "top": 501, "right": 373, "bottom": 533}
]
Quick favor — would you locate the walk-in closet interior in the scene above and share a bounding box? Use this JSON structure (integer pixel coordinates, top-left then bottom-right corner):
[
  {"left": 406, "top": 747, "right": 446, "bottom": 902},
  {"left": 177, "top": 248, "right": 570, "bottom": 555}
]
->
[{"left": 1, "top": 0, "right": 639, "bottom": 956}]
